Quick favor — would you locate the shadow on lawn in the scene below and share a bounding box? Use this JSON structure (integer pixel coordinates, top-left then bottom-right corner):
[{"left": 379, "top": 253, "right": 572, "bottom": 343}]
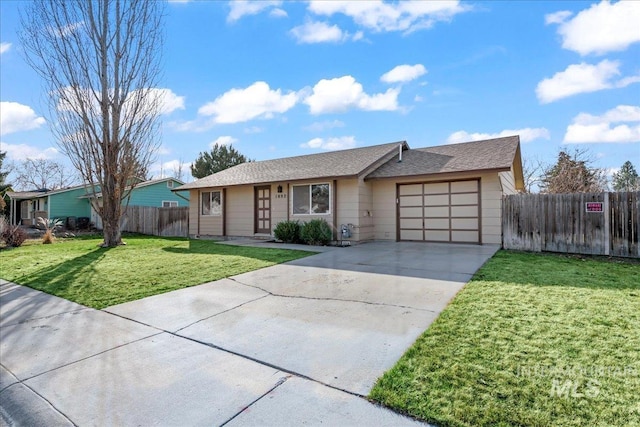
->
[
  {"left": 161, "top": 239, "right": 311, "bottom": 262},
  {"left": 9, "top": 247, "right": 112, "bottom": 296},
  {"left": 0, "top": 248, "right": 111, "bottom": 343}
]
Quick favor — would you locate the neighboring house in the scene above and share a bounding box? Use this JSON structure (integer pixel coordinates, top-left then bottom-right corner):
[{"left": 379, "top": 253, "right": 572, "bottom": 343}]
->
[
  {"left": 7, "top": 177, "right": 189, "bottom": 228},
  {"left": 175, "top": 136, "right": 524, "bottom": 245}
]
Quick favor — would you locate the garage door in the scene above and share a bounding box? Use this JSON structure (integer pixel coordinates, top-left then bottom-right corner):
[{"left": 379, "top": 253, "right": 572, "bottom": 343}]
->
[{"left": 398, "top": 179, "right": 480, "bottom": 243}]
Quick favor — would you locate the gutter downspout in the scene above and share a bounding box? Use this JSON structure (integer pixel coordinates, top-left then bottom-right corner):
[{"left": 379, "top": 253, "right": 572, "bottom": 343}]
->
[
  {"left": 333, "top": 180, "right": 338, "bottom": 241},
  {"left": 286, "top": 183, "right": 290, "bottom": 221},
  {"left": 197, "top": 190, "right": 201, "bottom": 237},
  {"left": 222, "top": 188, "right": 227, "bottom": 238}
]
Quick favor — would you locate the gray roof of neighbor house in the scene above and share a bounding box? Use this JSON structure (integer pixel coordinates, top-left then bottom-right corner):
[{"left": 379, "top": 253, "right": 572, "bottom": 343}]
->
[
  {"left": 5, "top": 190, "right": 50, "bottom": 200},
  {"left": 177, "top": 141, "right": 406, "bottom": 190},
  {"left": 366, "top": 136, "right": 521, "bottom": 180}
]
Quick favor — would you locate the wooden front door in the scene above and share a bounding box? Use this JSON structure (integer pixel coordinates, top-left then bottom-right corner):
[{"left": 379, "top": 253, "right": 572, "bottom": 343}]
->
[{"left": 255, "top": 185, "right": 271, "bottom": 234}]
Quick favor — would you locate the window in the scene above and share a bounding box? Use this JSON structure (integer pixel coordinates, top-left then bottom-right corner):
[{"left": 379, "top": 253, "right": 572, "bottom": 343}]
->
[
  {"left": 292, "top": 183, "right": 330, "bottom": 215},
  {"left": 162, "top": 201, "right": 178, "bottom": 207},
  {"left": 167, "top": 180, "right": 174, "bottom": 188},
  {"left": 201, "top": 191, "right": 221, "bottom": 215}
]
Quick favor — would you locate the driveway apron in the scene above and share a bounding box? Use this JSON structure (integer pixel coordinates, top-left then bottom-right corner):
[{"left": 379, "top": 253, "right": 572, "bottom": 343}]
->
[{"left": 1, "top": 242, "right": 497, "bottom": 426}]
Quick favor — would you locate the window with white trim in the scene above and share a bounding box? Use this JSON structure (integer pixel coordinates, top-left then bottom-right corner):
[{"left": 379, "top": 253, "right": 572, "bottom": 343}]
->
[
  {"left": 167, "top": 180, "right": 174, "bottom": 188},
  {"left": 162, "top": 201, "right": 178, "bottom": 207},
  {"left": 201, "top": 191, "right": 221, "bottom": 216},
  {"left": 292, "top": 183, "right": 330, "bottom": 215}
]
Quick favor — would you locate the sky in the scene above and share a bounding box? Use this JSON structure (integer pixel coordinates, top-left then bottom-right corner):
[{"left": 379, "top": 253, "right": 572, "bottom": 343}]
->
[{"left": 1, "top": 0, "right": 639, "bottom": 188}]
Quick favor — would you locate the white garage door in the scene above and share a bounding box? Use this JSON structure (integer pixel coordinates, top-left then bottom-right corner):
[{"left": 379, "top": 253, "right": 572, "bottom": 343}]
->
[{"left": 398, "top": 179, "right": 480, "bottom": 243}]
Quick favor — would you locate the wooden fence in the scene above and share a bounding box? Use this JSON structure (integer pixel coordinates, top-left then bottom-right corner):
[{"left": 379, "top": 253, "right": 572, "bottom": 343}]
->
[
  {"left": 502, "top": 192, "right": 639, "bottom": 258},
  {"left": 120, "top": 206, "right": 189, "bottom": 237}
]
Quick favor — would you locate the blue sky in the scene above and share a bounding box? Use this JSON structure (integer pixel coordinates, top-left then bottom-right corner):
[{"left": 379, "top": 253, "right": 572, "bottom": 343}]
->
[{"left": 1, "top": 0, "right": 639, "bottom": 186}]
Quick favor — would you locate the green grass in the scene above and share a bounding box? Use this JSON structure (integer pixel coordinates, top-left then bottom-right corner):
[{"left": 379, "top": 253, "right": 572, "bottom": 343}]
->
[
  {"left": 0, "top": 234, "right": 312, "bottom": 309},
  {"left": 370, "top": 251, "right": 640, "bottom": 427}
]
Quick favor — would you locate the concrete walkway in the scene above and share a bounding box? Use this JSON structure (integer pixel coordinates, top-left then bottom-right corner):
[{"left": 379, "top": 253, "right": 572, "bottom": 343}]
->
[{"left": 0, "top": 242, "right": 498, "bottom": 426}]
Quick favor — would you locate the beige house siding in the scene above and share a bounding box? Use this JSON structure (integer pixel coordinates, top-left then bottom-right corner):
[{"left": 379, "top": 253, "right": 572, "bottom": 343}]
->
[
  {"left": 480, "top": 174, "right": 504, "bottom": 245},
  {"left": 370, "top": 172, "right": 506, "bottom": 244},
  {"left": 499, "top": 170, "right": 518, "bottom": 195},
  {"left": 357, "top": 179, "right": 375, "bottom": 241},
  {"left": 371, "top": 180, "right": 397, "bottom": 240},
  {"left": 271, "top": 182, "right": 289, "bottom": 231},
  {"left": 188, "top": 189, "right": 199, "bottom": 236},
  {"left": 226, "top": 186, "right": 254, "bottom": 236},
  {"left": 335, "top": 179, "right": 358, "bottom": 239}
]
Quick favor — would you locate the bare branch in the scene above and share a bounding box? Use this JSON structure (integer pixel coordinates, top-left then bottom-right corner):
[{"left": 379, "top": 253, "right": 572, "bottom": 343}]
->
[
  {"left": 20, "top": 0, "right": 164, "bottom": 246},
  {"left": 12, "top": 158, "right": 80, "bottom": 191}
]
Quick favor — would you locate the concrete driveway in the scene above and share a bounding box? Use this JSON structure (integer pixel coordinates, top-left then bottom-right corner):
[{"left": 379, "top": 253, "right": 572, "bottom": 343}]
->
[{"left": 0, "top": 242, "right": 497, "bottom": 426}]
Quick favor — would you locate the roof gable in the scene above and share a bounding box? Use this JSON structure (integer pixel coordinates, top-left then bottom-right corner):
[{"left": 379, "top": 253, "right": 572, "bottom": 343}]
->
[
  {"left": 177, "top": 142, "right": 406, "bottom": 190},
  {"left": 366, "top": 136, "right": 521, "bottom": 180}
]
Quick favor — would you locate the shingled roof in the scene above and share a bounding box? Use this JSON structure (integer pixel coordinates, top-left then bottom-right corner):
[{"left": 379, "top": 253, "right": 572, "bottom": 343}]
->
[
  {"left": 366, "top": 136, "right": 521, "bottom": 180},
  {"left": 177, "top": 141, "right": 405, "bottom": 190}
]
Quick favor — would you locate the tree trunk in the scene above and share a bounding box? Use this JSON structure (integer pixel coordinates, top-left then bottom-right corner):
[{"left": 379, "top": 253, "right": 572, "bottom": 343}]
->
[
  {"left": 102, "top": 216, "right": 122, "bottom": 247},
  {"left": 101, "top": 177, "right": 123, "bottom": 247}
]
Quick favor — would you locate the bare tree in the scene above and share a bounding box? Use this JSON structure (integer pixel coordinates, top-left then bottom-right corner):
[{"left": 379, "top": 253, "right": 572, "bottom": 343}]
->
[
  {"left": 540, "top": 148, "right": 608, "bottom": 194},
  {"left": 12, "top": 158, "right": 79, "bottom": 191},
  {"left": 521, "top": 156, "right": 544, "bottom": 193},
  {"left": 172, "top": 158, "right": 186, "bottom": 181},
  {"left": 20, "top": 0, "right": 163, "bottom": 246}
]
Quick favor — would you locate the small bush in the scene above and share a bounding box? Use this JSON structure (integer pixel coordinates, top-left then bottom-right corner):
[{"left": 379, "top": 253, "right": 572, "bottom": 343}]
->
[
  {"left": 37, "top": 217, "right": 64, "bottom": 244},
  {"left": 274, "top": 220, "right": 301, "bottom": 243},
  {"left": 42, "top": 229, "right": 55, "bottom": 244},
  {"left": 301, "top": 219, "right": 333, "bottom": 246},
  {"left": 2, "top": 225, "right": 28, "bottom": 247}
]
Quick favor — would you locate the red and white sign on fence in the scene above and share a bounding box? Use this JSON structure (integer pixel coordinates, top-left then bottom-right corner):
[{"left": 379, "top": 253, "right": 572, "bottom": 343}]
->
[{"left": 585, "top": 202, "right": 604, "bottom": 213}]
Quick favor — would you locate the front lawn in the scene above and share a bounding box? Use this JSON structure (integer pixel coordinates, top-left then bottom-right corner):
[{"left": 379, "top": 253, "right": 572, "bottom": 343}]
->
[
  {"left": 0, "top": 235, "right": 311, "bottom": 309},
  {"left": 370, "top": 251, "right": 640, "bottom": 427}
]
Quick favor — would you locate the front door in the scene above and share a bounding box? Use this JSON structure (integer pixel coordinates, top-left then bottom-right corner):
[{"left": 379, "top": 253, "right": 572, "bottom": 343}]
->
[{"left": 255, "top": 185, "right": 271, "bottom": 234}]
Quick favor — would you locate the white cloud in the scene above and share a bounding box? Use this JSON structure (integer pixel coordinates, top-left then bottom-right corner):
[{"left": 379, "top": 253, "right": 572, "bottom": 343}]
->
[
  {"left": 290, "top": 21, "right": 346, "bottom": 44},
  {"left": 414, "top": 95, "right": 424, "bottom": 102},
  {"left": 564, "top": 105, "right": 640, "bottom": 144},
  {"left": 0, "top": 102, "right": 46, "bottom": 136},
  {"left": 304, "top": 75, "right": 399, "bottom": 114},
  {"left": 1, "top": 142, "right": 58, "bottom": 160},
  {"left": 549, "top": 1, "right": 640, "bottom": 55},
  {"left": 300, "top": 136, "right": 356, "bottom": 150},
  {"left": 544, "top": 10, "right": 572, "bottom": 25},
  {"left": 0, "top": 42, "right": 11, "bottom": 55},
  {"left": 447, "top": 128, "right": 551, "bottom": 144},
  {"left": 269, "top": 8, "right": 287, "bottom": 18},
  {"left": 210, "top": 135, "right": 238, "bottom": 148},
  {"left": 303, "top": 120, "right": 346, "bottom": 132},
  {"left": 198, "top": 81, "right": 299, "bottom": 124},
  {"left": 308, "top": 0, "right": 468, "bottom": 34},
  {"left": 535, "top": 60, "right": 640, "bottom": 104},
  {"left": 228, "top": 1, "right": 282, "bottom": 22},
  {"left": 148, "top": 88, "right": 185, "bottom": 115},
  {"left": 380, "top": 64, "right": 427, "bottom": 83}
]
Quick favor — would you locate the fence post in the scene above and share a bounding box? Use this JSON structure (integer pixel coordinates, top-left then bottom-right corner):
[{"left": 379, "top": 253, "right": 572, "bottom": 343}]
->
[{"left": 604, "top": 192, "right": 610, "bottom": 256}]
